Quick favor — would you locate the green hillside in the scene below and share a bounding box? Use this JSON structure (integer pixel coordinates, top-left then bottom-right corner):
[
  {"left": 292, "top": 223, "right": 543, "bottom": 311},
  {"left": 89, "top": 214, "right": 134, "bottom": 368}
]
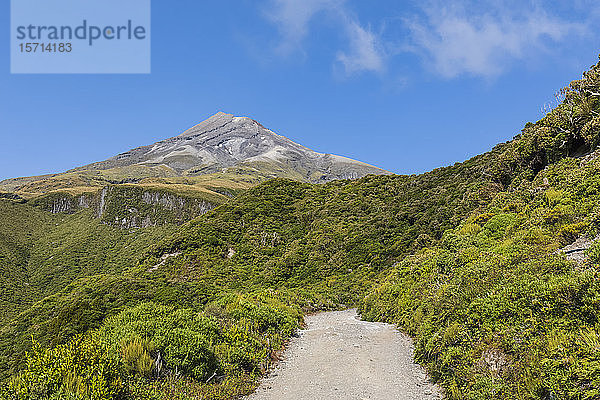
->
[
  {"left": 0, "top": 167, "right": 266, "bottom": 201},
  {"left": 2, "top": 57, "right": 600, "bottom": 399},
  {"left": 361, "top": 152, "right": 600, "bottom": 398},
  {"left": 0, "top": 200, "right": 52, "bottom": 320}
]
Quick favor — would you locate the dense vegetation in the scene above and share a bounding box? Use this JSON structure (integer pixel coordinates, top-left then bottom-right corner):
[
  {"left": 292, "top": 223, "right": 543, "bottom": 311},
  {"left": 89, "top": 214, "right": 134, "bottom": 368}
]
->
[
  {"left": 0, "top": 200, "right": 52, "bottom": 320},
  {"left": 137, "top": 159, "right": 498, "bottom": 301},
  {"left": 5, "top": 291, "right": 301, "bottom": 400},
  {"left": 3, "top": 56, "right": 600, "bottom": 399},
  {"left": 361, "top": 60, "right": 600, "bottom": 399},
  {"left": 0, "top": 147, "right": 497, "bottom": 398},
  {"left": 0, "top": 202, "right": 179, "bottom": 315},
  {"left": 361, "top": 155, "right": 600, "bottom": 399},
  {"left": 0, "top": 196, "right": 187, "bottom": 382}
]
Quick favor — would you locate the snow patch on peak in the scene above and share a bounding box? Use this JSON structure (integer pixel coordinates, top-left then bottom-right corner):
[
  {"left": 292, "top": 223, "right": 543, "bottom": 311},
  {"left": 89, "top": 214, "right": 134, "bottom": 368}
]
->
[{"left": 232, "top": 116, "right": 251, "bottom": 124}]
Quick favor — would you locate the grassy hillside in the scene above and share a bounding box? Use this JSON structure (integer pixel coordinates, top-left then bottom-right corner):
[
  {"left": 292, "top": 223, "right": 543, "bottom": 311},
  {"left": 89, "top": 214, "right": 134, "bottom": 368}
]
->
[
  {"left": 0, "top": 146, "right": 498, "bottom": 397},
  {"left": 0, "top": 200, "right": 52, "bottom": 321},
  {"left": 361, "top": 151, "right": 600, "bottom": 399},
  {"left": 136, "top": 160, "right": 499, "bottom": 302},
  {"left": 360, "top": 60, "right": 600, "bottom": 399},
  {"left": 3, "top": 56, "right": 600, "bottom": 400},
  {"left": 0, "top": 160, "right": 325, "bottom": 200}
]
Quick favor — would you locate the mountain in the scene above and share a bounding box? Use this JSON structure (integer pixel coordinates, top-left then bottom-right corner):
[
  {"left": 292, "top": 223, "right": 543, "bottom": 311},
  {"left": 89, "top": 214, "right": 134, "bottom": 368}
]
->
[
  {"left": 75, "top": 112, "right": 387, "bottom": 180},
  {"left": 3, "top": 58, "right": 600, "bottom": 400},
  {"left": 0, "top": 112, "right": 389, "bottom": 198}
]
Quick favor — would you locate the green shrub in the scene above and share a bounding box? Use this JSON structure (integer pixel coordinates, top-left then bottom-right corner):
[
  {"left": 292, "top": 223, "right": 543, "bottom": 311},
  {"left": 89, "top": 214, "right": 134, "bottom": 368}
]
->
[
  {"left": 558, "top": 222, "right": 588, "bottom": 245},
  {"left": 586, "top": 240, "right": 600, "bottom": 265},
  {"left": 6, "top": 335, "right": 123, "bottom": 400},
  {"left": 3, "top": 292, "right": 302, "bottom": 400},
  {"left": 473, "top": 213, "right": 495, "bottom": 225},
  {"left": 483, "top": 213, "right": 517, "bottom": 239},
  {"left": 121, "top": 336, "right": 155, "bottom": 377},
  {"left": 545, "top": 189, "right": 564, "bottom": 206},
  {"left": 458, "top": 223, "right": 481, "bottom": 236}
]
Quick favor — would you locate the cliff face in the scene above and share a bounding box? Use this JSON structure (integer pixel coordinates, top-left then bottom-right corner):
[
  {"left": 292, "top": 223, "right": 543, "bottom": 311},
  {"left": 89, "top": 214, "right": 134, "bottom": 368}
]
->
[{"left": 30, "top": 186, "right": 215, "bottom": 228}]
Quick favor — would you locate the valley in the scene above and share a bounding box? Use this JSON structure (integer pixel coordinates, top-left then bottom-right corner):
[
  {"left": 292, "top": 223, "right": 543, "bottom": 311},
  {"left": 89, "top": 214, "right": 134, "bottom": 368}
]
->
[{"left": 2, "top": 58, "right": 600, "bottom": 399}]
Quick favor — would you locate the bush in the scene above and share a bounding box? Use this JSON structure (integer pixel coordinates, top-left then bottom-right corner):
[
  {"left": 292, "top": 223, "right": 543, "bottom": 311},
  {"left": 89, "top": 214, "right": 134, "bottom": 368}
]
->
[
  {"left": 2, "top": 292, "right": 302, "bottom": 400},
  {"left": 121, "top": 336, "right": 154, "bottom": 377},
  {"left": 6, "top": 334, "right": 123, "bottom": 400},
  {"left": 558, "top": 222, "right": 588, "bottom": 245}
]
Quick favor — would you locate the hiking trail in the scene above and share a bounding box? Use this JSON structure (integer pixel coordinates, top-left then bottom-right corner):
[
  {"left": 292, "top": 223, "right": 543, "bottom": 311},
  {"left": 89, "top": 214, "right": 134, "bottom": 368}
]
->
[{"left": 248, "top": 309, "right": 443, "bottom": 400}]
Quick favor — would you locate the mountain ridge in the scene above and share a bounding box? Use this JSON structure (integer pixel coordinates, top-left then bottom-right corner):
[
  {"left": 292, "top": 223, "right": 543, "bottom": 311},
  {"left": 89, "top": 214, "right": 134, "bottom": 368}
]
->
[
  {"left": 72, "top": 111, "right": 388, "bottom": 179},
  {"left": 0, "top": 112, "right": 389, "bottom": 198}
]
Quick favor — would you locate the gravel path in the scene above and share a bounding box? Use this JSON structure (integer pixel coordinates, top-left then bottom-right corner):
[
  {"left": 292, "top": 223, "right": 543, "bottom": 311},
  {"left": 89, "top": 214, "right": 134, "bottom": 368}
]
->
[{"left": 248, "top": 309, "right": 443, "bottom": 400}]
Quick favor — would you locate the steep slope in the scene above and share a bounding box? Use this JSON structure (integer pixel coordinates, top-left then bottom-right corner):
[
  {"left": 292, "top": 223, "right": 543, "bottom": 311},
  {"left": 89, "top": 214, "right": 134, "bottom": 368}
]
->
[
  {"left": 360, "top": 60, "right": 600, "bottom": 399},
  {"left": 0, "top": 182, "right": 223, "bottom": 323},
  {"left": 0, "top": 198, "right": 182, "bottom": 317},
  {"left": 0, "top": 200, "right": 53, "bottom": 321},
  {"left": 361, "top": 151, "right": 600, "bottom": 399},
  {"left": 137, "top": 161, "right": 499, "bottom": 300},
  {"left": 0, "top": 112, "right": 389, "bottom": 198}
]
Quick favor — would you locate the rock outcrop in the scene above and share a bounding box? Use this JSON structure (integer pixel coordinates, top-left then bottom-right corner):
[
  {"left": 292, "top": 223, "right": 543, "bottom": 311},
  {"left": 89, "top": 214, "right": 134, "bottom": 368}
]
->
[
  {"left": 30, "top": 186, "right": 215, "bottom": 228},
  {"left": 559, "top": 235, "right": 599, "bottom": 267}
]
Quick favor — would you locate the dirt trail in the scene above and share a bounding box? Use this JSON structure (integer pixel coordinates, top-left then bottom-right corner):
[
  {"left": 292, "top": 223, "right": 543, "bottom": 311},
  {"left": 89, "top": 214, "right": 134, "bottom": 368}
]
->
[{"left": 248, "top": 309, "right": 443, "bottom": 400}]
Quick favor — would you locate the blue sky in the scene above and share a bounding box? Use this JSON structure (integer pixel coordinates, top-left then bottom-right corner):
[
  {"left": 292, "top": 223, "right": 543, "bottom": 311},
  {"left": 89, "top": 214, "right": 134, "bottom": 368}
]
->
[{"left": 1, "top": 0, "right": 600, "bottom": 180}]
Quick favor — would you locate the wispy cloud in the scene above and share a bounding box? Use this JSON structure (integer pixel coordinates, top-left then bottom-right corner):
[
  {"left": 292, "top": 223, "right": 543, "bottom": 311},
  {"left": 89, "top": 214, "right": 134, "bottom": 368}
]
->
[
  {"left": 263, "top": 1, "right": 592, "bottom": 80},
  {"left": 265, "top": 0, "right": 385, "bottom": 75},
  {"left": 336, "top": 20, "right": 384, "bottom": 75},
  {"left": 406, "top": 3, "right": 588, "bottom": 78},
  {"left": 265, "top": 0, "right": 343, "bottom": 54}
]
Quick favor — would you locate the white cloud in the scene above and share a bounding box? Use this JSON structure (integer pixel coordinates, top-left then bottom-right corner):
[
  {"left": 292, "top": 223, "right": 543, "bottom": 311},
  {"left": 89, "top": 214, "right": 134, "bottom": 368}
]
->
[
  {"left": 265, "top": 0, "right": 385, "bottom": 75},
  {"left": 336, "top": 20, "right": 385, "bottom": 74},
  {"left": 406, "top": 4, "right": 587, "bottom": 78},
  {"left": 264, "top": 1, "right": 591, "bottom": 80},
  {"left": 265, "top": 0, "right": 344, "bottom": 54}
]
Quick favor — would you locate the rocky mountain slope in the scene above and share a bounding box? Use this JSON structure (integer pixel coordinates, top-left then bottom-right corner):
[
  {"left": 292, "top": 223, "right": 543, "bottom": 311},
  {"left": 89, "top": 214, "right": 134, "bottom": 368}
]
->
[
  {"left": 75, "top": 112, "right": 387, "bottom": 180},
  {"left": 0, "top": 112, "right": 389, "bottom": 198}
]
